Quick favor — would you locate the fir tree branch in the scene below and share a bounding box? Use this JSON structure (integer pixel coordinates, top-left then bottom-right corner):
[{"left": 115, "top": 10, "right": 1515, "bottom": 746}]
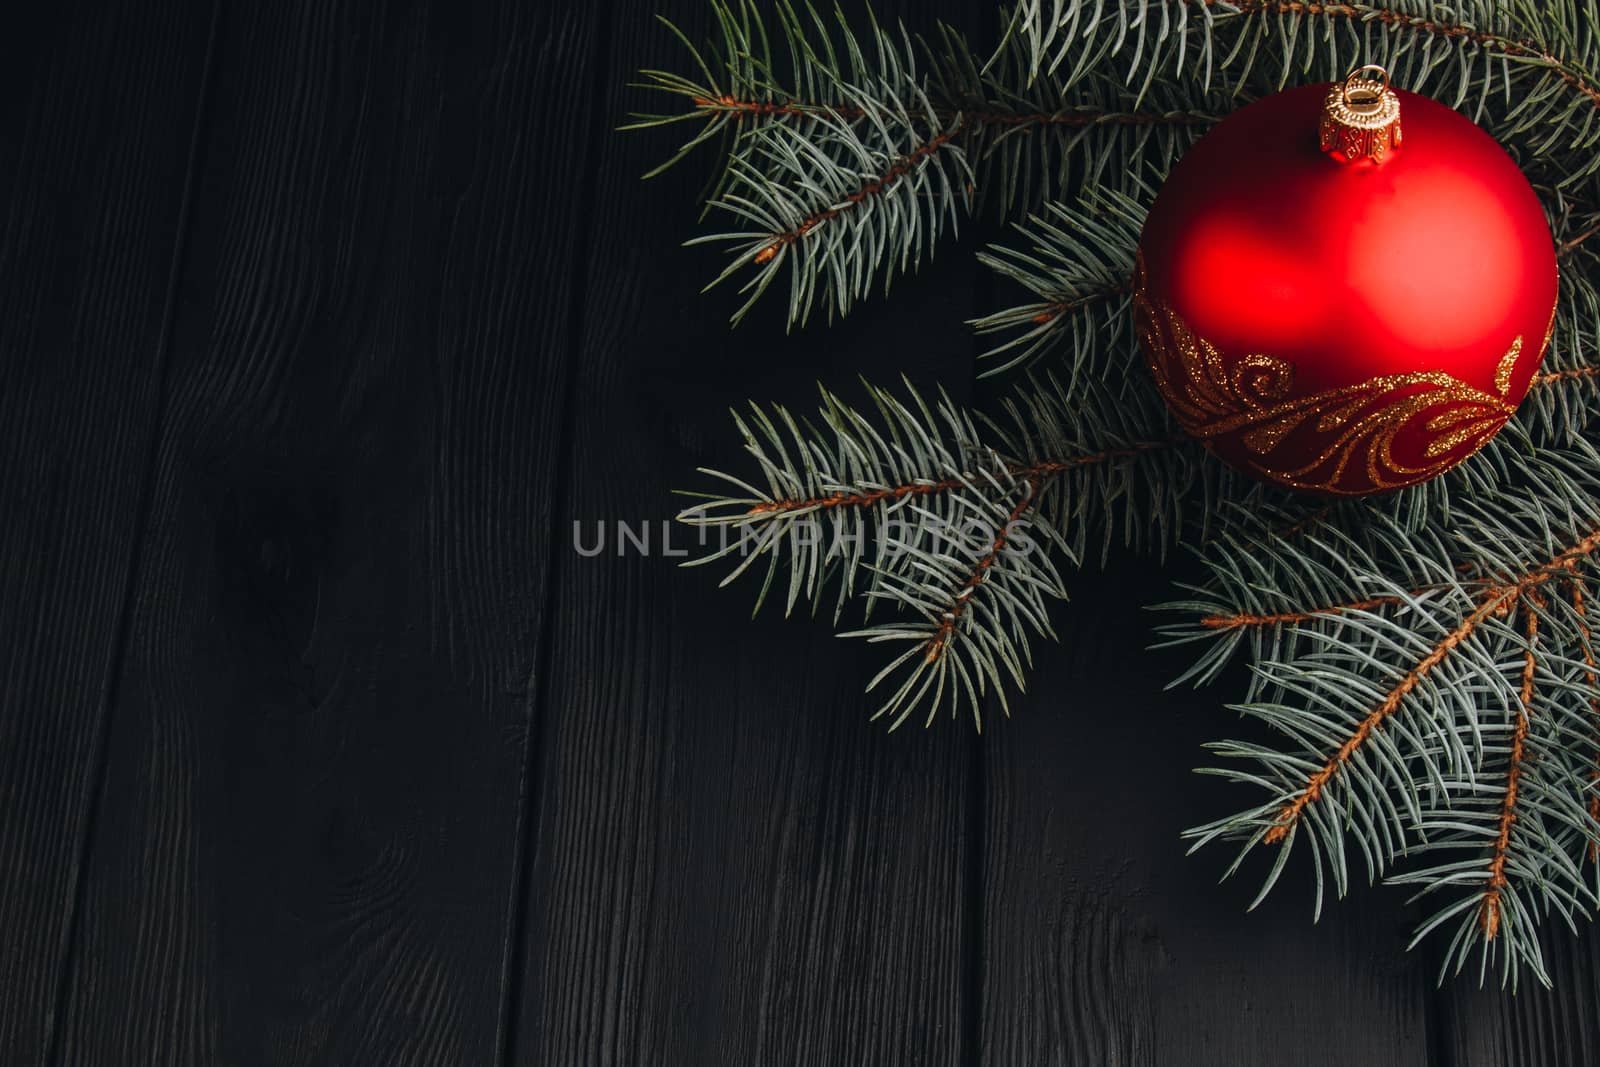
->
[
  {"left": 687, "top": 94, "right": 865, "bottom": 120},
  {"left": 652, "top": 0, "right": 1600, "bottom": 987},
  {"left": 677, "top": 91, "right": 1212, "bottom": 132},
  {"left": 690, "top": 100, "right": 974, "bottom": 325},
  {"left": 1020, "top": 1, "right": 1600, "bottom": 108},
  {"left": 1015, "top": 1, "right": 1600, "bottom": 192},
  {"left": 1217, "top": 0, "right": 1600, "bottom": 109},
  {"left": 747, "top": 125, "right": 964, "bottom": 267},
  {"left": 743, "top": 443, "right": 1173, "bottom": 516},
  {"left": 1197, "top": 554, "right": 1589, "bottom": 630},
  {"left": 1261, "top": 584, "right": 1521, "bottom": 843},
  {"left": 845, "top": 468, "right": 1064, "bottom": 730},
  {"left": 1028, "top": 286, "right": 1127, "bottom": 322},
  {"left": 973, "top": 191, "right": 1145, "bottom": 376},
  {"left": 1534, "top": 366, "right": 1600, "bottom": 388},
  {"left": 1515, "top": 243, "right": 1600, "bottom": 445},
  {"left": 1198, "top": 594, "right": 1412, "bottom": 630},
  {"left": 922, "top": 477, "right": 1040, "bottom": 666},
  {"left": 745, "top": 476, "right": 966, "bottom": 516},
  {"left": 1559, "top": 220, "right": 1600, "bottom": 257},
  {"left": 1572, "top": 581, "right": 1600, "bottom": 864},
  {"left": 1479, "top": 596, "right": 1542, "bottom": 941},
  {"left": 633, "top": 2, "right": 1220, "bottom": 325},
  {"left": 679, "top": 377, "right": 1209, "bottom": 723},
  {"left": 1263, "top": 527, "right": 1600, "bottom": 843},
  {"left": 1176, "top": 450, "right": 1600, "bottom": 986},
  {"left": 644, "top": 1, "right": 1600, "bottom": 324}
]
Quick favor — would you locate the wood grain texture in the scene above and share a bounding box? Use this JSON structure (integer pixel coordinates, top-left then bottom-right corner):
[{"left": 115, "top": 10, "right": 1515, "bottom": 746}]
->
[
  {"left": 47, "top": 2, "right": 600, "bottom": 1063},
  {"left": 978, "top": 564, "right": 1435, "bottom": 1067},
  {"left": 511, "top": 2, "right": 993, "bottom": 1063},
  {"left": 0, "top": 4, "right": 212, "bottom": 1061},
  {"left": 7, "top": 0, "right": 1600, "bottom": 1062},
  {"left": 1435, "top": 927, "right": 1600, "bottom": 1066}
]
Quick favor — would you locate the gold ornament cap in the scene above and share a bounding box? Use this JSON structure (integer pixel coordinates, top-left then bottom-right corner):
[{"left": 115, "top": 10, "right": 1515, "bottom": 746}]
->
[{"left": 1320, "top": 65, "right": 1402, "bottom": 164}]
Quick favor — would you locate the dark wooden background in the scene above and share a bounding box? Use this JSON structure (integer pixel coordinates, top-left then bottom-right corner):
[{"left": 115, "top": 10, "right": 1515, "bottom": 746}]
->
[{"left": 3, "top": 0, "right": 1598, "bottom": 1063}]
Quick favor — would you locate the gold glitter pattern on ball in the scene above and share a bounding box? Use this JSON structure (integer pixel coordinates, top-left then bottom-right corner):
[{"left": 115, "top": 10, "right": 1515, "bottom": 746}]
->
[{"left": 1133, "top": 256, "right": 1529, "bottom": 494}]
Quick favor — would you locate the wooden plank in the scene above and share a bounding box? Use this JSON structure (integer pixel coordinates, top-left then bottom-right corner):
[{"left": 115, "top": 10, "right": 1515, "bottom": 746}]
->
[
  {"left": 512, "top": 1, "right": 992, "bottom": 1062},
  {"left": 978, "top": 564, "right": 1435, "bottom": 1066},
  {"left": 48, "top": 2, "right": 601, "bottom": 1063},
  {"left": 0, "top": 4, "right": 213, "bottom": 1061},
  {"left": 1435, "top": 928, "right": 1600, "bottom": 1066}
]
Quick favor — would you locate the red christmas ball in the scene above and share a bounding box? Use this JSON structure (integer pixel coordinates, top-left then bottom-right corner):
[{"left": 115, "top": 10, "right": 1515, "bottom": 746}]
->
[{"left": 1134, "top": 71, "right": 1557, "bottom": 495}]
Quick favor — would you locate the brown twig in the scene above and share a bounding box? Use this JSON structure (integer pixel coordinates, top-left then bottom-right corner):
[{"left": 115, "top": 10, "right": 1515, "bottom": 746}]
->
[
  {"left": 748, "top": 476, "right": 964, "bottom": 515},
  {"left": 923, "top": 480, "right": 1038, "bottom": 664},
  {"left": 1558, "top": 221, "right": 1600, "bottom": 257},
  {"left": 691, "top": 95, "right": 866, "bottom": 120},
  {"left": 692, "top": 95, "right": 1209, "bottom": 265},
  {"left": 690, "top": 94, "right": 1213, "bottom": 131},
  {"left": 1216, "top": 1, "right": 1600, "bottom": 111},
  {"left": 1263, "top": 591, "right": 1515, "bottom": 843},
  {"left": 699, "top": 0, "right": 1600, "bottom": 256},
  {"left": 745, "top": 441, "right": 1173, "bottom": 515},
  {"left": 1480, "top": 595, "right": 1542, "bottom": 940},
  {"left": 1533, "top": 366, "right": 1600, "bottom": 389},
  {"left": 1200, "top": 594, "right": 1411, "bottom": 630},
  {"left": 752, "top": 125, "right": 964, "bottom": 264},
  {"left": 916, "top": 439, "right": 1188, "bottom": 663},
  {"left": 1027, "top": 279, "right": 1132, "bottom": 324},
  {"left": 1263, "top": 527, "right": 1600, "bottom": 844},
  {"left": 962, "top": 107, "right": 1213, "bottom": 128}
]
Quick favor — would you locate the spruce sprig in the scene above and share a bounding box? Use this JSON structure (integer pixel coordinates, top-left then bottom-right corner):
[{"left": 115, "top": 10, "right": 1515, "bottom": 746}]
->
[
  {"left": 677, "top": 375, "right": 1212, "bottom": 727},
  {"left": 636, "top": 0, "right": 1600, "bottom": 985},
  {"left": 1014, "top": 1, "right": 1600, "bottom": 184},
  {"left": 1169, "top": 448, "right": 1600, "bottom": 987},
  {"left": 626, "top": 0, "right": 1219, "bottom": 325}
]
